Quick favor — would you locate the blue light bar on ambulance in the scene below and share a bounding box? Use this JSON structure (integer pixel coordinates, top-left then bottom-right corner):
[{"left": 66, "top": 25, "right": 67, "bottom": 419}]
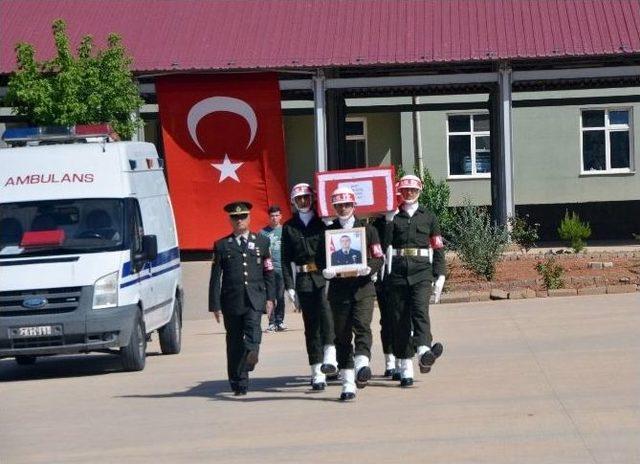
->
[{"left": 2, "top": 124, "right": 116, "bottom": 145}]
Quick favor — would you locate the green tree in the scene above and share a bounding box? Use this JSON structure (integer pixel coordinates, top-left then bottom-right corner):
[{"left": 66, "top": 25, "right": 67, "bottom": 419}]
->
[{"left": 5, "top": 19, "right": 143, "bottom": 139}]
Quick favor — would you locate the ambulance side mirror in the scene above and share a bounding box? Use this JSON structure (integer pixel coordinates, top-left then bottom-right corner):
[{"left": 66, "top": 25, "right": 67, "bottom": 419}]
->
[{"left": 142, "top": 235, "right": 158, "bottom": 262}]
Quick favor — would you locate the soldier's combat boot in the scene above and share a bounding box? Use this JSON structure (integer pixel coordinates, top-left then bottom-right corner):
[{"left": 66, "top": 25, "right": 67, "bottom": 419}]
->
[
  {"left": 392, "top": 357, "right": 402, "bottom": 381},
  {"left": 310, "top": 363, "right": 327, "bottom": 391},
  {"left": 399, "top": 358, "right": 414, "bottom": 388},
  {"left": 418, "top": 342, "right": 443, "bottom": 373},
  {"left": 354, "top": 354, "right": 371, "bottom": 389},
  {"left": 339, "top": 369, "right": 356, "bottom": 401},
  {"left": 320, "top": 344, "right": 338, "bottom": 375}
]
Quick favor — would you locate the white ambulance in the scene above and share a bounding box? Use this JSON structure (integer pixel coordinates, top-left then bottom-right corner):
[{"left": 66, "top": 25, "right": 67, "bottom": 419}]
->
[{"left": 0, "top": 125, "right": 183, "bottom": 371}]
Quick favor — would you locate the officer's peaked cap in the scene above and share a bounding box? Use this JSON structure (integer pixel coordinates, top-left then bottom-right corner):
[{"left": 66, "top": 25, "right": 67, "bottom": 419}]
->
[{"left": 224, "top": 201, "right": 253, "bottom": 216}]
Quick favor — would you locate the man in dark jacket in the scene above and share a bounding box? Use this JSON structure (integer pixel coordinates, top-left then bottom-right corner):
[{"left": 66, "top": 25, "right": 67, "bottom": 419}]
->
[
  {"left": 209, "top": 201, "right": 275, "bottom": 396},
  {"left": 318, "top": 187, "right": 384, "bottom": 401},
  {"left": 383, "top": 175, "right": 445, "bottom": 388},
  {"left": 281, "top": 183, "right": 336, "bottom": 390}
]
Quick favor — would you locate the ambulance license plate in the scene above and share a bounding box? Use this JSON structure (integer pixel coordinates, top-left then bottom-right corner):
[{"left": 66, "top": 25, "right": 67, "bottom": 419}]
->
[{"left": 10, "top": 325, "right": 61, "bottom": 338}]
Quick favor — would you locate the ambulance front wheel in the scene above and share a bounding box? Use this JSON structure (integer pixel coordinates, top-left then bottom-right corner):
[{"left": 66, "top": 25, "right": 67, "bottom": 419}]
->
[
  {"left": 120, "top": 311, "right": 146, "bottom": 372},
  {"left": 159, "top": 294, "right": 182, "bottom": 355}
]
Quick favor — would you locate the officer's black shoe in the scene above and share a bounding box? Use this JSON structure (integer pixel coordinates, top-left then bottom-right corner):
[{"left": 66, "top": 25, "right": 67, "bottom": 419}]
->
[
  {"left": 392, "top": 371, "right": 402, "bottom": 381},
  {"left": 419, "top": 343, "right": 443, "bottom": 374},
  {"left": 234, "top": 386, "right": 248, "bottom": 396},
  {"left": 355, "top": 366, "right": 372, "bottom": 389},
  {"left": 320, "top": 363, "right": 338, "bottom": 375},
  {"left": 339, "top": 392, "right": 356, "bottom": 401},
  {"left": 245, "top": 350, "right": 259, "bottom": 372},
  {"left": 311, "top": 382, "right": 326, "bottom": 391},
  {"left": 383, "top": 368, "right": 395, "bottom": 378},
  {"left": 400, "top": 378, "right": 414, "bottom": 388}
]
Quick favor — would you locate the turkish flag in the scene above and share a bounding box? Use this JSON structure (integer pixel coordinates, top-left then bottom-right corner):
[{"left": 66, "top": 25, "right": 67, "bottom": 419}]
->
[{"left": 156, "top": 74, "right": 290, "bottom": 250}]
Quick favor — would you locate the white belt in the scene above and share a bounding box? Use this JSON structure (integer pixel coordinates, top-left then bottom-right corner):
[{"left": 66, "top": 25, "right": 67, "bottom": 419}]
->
[{"left": 392, "top": 248, "right": 430, "bottom": 257}]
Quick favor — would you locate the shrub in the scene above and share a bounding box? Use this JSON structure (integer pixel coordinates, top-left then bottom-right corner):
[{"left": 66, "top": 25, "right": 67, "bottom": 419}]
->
[
  {"left": 557, "top": 210, "right": 591, "bottom": 253},
  {"left": 535, "top": 257, "right": 565, "bottom": 290},
  {"left": 448, "top": 200, "right": 509, "bottom": 280},
  {"left": 508, "top": 214, "right": 540, "bottom": 252}
]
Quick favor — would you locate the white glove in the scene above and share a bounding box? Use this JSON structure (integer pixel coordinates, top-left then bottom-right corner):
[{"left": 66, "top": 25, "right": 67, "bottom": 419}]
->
[
  {"left": 385, "top": 210, "right": 397, "bottom": 222},
  {"left": 433, "top": 275, "right": 446, "bottom": 303},
  {"left": 322, "top": 217, "right": 334, "bottom": 226},
  {"left": 286, "top": 289, "right": 296, "bottom": 303},
  {"left": 370, "top": 272, "right": 378, "bottom": 283},
  {"left": 322, "top": 268, "right": 336, "bottom": 280},
  {"left": 356, "top": 266, "right": 372, "bottom": 277}
]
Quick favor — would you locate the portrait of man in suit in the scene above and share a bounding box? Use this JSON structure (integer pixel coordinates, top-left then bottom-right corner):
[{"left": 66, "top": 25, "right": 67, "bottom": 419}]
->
[{"left": 330, "top": 234, "right": 363, "bottom": 266}]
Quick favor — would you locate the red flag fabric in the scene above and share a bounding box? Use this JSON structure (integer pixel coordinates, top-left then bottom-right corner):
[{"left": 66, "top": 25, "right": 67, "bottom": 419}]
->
[{"left": 156, "top": 74, "right": 290, "bottom": 250}]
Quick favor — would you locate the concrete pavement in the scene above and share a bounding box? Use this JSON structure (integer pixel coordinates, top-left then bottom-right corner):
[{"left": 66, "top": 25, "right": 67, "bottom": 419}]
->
[{"left": 1, "top": 293, "right": 639, "bottom": 463}]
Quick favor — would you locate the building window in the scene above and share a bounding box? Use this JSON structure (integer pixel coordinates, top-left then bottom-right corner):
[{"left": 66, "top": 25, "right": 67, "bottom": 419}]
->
[
  {"left": 447, "top": 114, "right": 491, "bottom": 178},
  {"left": 581, "top": 109, "right": 632, "bottom": 173},
  {"left": 344, "top": 117, "right": 367, "bottom": 169}
]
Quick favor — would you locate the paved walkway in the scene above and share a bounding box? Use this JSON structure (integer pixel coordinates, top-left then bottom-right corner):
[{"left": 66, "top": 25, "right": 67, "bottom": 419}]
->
[{"left": 1, "top": 293, "right": 638, "bottom": 463}]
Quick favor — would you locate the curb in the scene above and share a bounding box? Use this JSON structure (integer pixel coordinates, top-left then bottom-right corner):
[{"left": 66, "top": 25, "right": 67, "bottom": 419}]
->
[{"left": 437, "top": 284, "right": 639, "bottom": 304}]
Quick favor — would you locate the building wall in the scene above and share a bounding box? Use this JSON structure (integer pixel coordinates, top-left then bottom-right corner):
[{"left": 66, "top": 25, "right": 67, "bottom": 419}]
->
[
  {"left": 282, "top": 109, "right": 402, "bottom": 189},
  {"left": 512, "top": 88, "right": 640, "bottom": 205},
  {"left": 416, "top": 94, "right": 492, "bottom": 206}
]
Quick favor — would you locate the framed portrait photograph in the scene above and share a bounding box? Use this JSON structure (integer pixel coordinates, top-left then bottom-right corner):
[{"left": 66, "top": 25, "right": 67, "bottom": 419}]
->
[{"left": 325, "top": 227, "right": 368, "bottom": 274}]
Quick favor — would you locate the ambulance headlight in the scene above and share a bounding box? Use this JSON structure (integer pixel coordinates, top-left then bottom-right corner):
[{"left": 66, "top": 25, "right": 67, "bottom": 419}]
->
[{"left": 93, "top": 271, "right": 119, "bottom": 309}]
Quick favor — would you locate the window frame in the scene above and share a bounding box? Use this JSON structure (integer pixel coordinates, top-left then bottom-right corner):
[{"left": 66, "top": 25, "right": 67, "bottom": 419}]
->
[
  {"left": 446, "top": 112, "right": 492, "bottom": 179},
  {"left": 579, "top": 106, "right": 634, "bottom": 176},
  {"left": 345, "top": 116, "right": 368, "bottom": 167}
]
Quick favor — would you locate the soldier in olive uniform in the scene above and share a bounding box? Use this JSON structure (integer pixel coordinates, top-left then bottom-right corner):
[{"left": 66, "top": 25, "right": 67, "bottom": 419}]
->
[
  {"left": 371, "top": 215, "right": 397, "bottom": 378},
  {"left": 282, "top": 183, "right": 337, "bottom": 390},
  {"left": 209, "top": 201, "right": 275, "bottom": 396},
  {"left": 319, "top": 187, "right": 384, "bottom": 401},
  {"left": 383, "top": 175, "right": 445, "bottom": 387}
]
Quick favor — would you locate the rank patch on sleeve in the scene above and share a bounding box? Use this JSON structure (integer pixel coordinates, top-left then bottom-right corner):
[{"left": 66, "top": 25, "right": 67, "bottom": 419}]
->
[
  {"left": 430, "top": 235, "right": 444, "bottom": 249},
  {"left": 370, "top": 243, "right": 384, "bottom": 258}
]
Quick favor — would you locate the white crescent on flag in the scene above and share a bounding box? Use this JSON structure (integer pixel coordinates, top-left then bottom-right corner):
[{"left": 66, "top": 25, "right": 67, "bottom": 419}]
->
[{"left": 187, "top": 96, "right": 258, "bottom": 152}]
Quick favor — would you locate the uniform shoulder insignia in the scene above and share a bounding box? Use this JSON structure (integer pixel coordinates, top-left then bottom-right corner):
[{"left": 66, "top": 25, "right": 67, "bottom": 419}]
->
[{"left": 227, "top": 237, "right": 233, "bottom": 243}]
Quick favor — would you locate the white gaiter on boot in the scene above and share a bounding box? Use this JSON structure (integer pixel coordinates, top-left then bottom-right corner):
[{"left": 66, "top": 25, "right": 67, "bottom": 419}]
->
[
  {"left": 385, "top": 353, "right": 396, "bottom": 371},
  {"left": 341, "top": 368, "right": 356, "bottom": 394},
  {"left": 400, "top": 358, "right": 414, "bottom": 379},
  {"left": 311, "top": 363, "right": 326, "bottom": 384}
]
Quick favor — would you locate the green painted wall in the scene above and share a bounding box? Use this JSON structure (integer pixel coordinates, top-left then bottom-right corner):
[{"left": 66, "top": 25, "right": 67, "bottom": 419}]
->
[
  {"left": 283, "top": 115, "right": 315, "bottom": 187},
  {"left": 512, "top": 89, "right": 640, "bottom": 204},
  {"left": 415, "top": 94, "right": 492, "bottom": 206},
  {"left": 282, "top": 110, "right": 402, "bottom": 189}
]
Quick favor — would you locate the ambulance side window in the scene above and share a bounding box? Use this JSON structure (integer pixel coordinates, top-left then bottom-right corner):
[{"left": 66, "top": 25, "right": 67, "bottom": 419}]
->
[{"left": 130, "top": 200, "right": 144, "bottom": 254}]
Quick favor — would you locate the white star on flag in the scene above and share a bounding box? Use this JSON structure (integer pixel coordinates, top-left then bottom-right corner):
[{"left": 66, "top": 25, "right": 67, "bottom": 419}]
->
[{"left": 211, "top": 154, "right": 243, "bottom": 182}]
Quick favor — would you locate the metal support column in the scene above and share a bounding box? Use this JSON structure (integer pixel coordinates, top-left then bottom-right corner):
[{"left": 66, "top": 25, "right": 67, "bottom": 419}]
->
[
  {"left": 496, "top": 63, "right": 515, "bottom": 224},
  {"left": 313, "top": 71, "right": 328, "bottom": 172}
]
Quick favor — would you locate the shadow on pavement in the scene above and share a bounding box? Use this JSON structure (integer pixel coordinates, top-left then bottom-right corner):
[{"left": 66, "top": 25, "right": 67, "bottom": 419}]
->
[
  {"left": 0, "top": 350, "right": 163, "bottom": 382},
  {"left": 119, "top": 375, "right": 343, "bottom": 402}
]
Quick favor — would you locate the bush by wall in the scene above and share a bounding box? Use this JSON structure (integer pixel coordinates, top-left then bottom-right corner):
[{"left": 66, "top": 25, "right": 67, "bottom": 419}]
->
[
  {"left": 449, "top": 200, "right": 509, "bottom": 280},
  {"left": 558, "top": 210, "right": 591, "bottom": 253}
]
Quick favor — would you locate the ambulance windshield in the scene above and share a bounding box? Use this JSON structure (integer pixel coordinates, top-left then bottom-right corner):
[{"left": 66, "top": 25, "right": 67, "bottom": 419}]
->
[{"left": 0, "top": 199, "right": 125, "bottom": 257}]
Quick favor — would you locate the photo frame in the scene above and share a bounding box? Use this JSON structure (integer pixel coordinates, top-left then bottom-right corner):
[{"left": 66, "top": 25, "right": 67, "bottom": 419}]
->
[{"left": 325, "top": 227, "right": 367, "bottom": 275}]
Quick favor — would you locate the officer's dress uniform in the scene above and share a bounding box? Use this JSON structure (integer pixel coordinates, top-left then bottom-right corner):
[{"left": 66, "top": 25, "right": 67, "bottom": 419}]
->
[
  {"left": 383, "top": 204, "right": 445, "bottom": 382},
  {"left": 319, "top": 218, "right": 383, "bottom": 379},
  {"left": 331, "top": 248, "right": 362, "bottom": 266},
  {"left": 209, "top": 232, "right": 275, "bottom": 392},
  {"left": 281, "top": 213, "right": 335, "bottom": 373}
]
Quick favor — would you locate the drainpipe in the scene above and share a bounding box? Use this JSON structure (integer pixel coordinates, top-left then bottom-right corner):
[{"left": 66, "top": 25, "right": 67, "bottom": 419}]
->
[{"left": 412, "top": 94, "right": 424, "bottom": 174}]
